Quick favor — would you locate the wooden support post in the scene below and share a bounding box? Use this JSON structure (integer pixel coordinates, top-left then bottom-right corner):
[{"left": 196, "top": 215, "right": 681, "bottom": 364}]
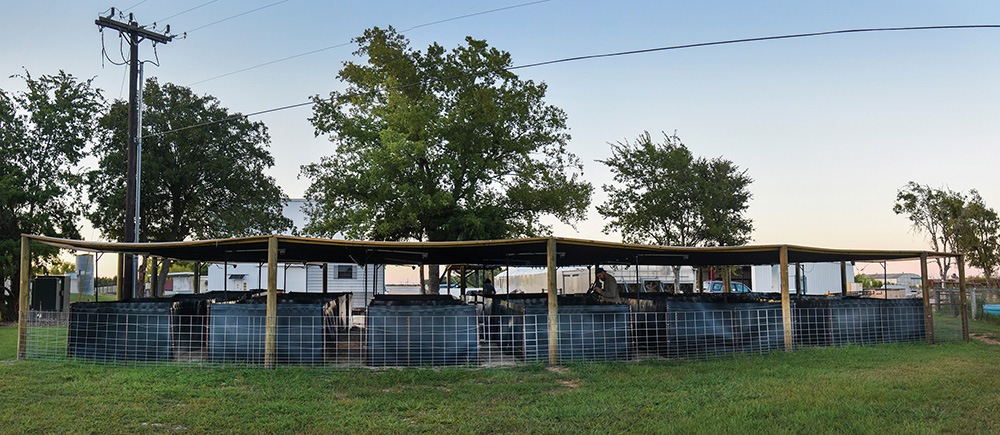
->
[
  {"left": 840, "top": 261, "right": 848, "bottom": 296},
  {"left": 116, "top": 253, "right": 125, "bottom": 300},
  {"left": 264, "top": 235, "right": 279, "bottom": 369},
  {"left": 780, "top": 246, "right": 792, "bottom": 351},
  {"left": 546, "top": 237, "right": 559, "bottom": 366},
  {"left": 17, "top": 236, "right": 31, "bottom": 360},
  {"left": 920, "top": 253, "right": 934, "bottom": 344},
  {"left": 958, "top": 255, "right": 969, "bottom": 342},
  {"left": 722, "top": 267, "right": 732, "bottom": 294}
]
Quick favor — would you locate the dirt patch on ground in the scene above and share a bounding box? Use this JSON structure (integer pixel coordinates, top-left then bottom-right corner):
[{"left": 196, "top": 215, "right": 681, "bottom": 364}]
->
[
  {"left": 558, "top": 379, "right": 581, "bottom": 389},
  {"left": 971, "top": 333, "right": 1000, "bottom": 345}
]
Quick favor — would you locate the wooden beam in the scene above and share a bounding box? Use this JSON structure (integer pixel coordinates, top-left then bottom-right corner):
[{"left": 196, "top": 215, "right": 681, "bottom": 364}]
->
[
  {"left": 546, "top": 237, "right": 559, "bottom": 366},
  {"left": 264, "top": 235, "right": 279, "bottom": 369},
  {"left": 780, "top": 246, "right": 792, "bottom": 351},
  {"left": 920, "top": 253, "right": 934, "bottom": 344},
  {"left": 722, "top": 266, "right": 731, "bottom": 294},
  {"left": 17, "top": 236, "right": 30, "bottom": 360},
  {"left": 958, "top": 255, "right": 969, "bottom": 342}
]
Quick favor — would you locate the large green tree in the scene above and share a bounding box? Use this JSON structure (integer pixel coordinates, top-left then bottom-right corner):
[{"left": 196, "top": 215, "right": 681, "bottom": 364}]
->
[
  {"left": 0, "top": 71, "right": 104, "bottom": 319},
  {"left": 597, "top": 132, "right": 753, "bottom": 291},
  {"left": 598, "top": 131, "right": 753, "bottom": 247},
  {"left": 87, "top": 79, "right": 291, "bottom": 293},
  {"left": 893, "top": 182, "right": 966, "bottom": 283},
  {"left": 954, "top": 191, "right": 999, "bottom": 287},
  {"left": 302, "top": 27, "right": 591, "bottom": 290}
]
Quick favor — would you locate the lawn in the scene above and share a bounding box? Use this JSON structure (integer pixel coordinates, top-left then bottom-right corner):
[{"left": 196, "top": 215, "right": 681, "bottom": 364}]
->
[{"left": 1, "top": 322, "right": 998, "bottom": 433}]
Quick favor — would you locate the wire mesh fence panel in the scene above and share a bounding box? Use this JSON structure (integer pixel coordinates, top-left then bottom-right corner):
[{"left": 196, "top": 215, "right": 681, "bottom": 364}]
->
[
  {"left": 18, "top": 293, "right": 965, "bottom": 368},
  {"left": 932, "top": 289, "right": 968, "bottom": 342}
]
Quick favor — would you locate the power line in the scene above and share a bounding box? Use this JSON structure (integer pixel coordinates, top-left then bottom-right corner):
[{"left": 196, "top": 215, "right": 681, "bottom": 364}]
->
[
  {"left": 149, "top": 23, "right": 1000, "bottom": 140},
  {"left": 122, "top": 0, "right": 150, "bottom": 13},
  {"left": 156, "top": 0, "right": 220, "bottom": 23},
  {"left": 399, "top": 0, "right": 550, "bottom": 33},
  {"left": 185, "top": 0, "right": 292, "bottom": 33},
  {"left": 508, "top": 24, "right": 1000, "bottom": 71},
  {"left": 188, "top": 0, "right": 552, "bottom": 86}
]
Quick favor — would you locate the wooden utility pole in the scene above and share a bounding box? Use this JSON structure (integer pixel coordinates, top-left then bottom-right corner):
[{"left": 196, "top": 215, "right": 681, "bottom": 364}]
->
[{"left": 95, "top": 11, "right": 173, "bottom": 300}]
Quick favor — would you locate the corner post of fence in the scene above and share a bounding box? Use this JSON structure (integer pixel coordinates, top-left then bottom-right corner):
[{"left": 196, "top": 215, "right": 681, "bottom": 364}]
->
[
  {"left": 546, "top": 236, "right": 559, "bottom": 366},
  {"left": 17, "top": 235, "right": 31, "bottom": 360},
  {"left": 958, "top": 254, "right": 969, "bottom": 342},
  {"left": 920, "top": 253, "right": 934, "bottom": 343},
  {"left": 265, "top": 235, "right": 279, "bottom": 369},
  {"left": 779, "top": 245, "right": 792, "bottom": 351}
]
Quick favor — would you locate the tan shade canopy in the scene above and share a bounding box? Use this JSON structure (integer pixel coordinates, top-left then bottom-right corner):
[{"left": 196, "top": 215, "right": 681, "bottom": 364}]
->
[{"left": 23, "top": 234, "right": 956, "bottom": 267}]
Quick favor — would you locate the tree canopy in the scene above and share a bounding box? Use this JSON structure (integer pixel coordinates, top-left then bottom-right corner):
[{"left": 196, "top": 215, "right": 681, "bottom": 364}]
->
[
  {"left": 87, "top": 78, "right": 292, "bottom": 243},
  {"left": 301, "top": 26, "right": 592, "bottom": 243},
  {"left": 893, "top": 182, "right": 965, "bottom": 282},
  {"left": 597, "top": 131, "right": 754, "bottom": 247},
  {"left": 0, "top": 71, "right": 104, "bottom": 320},
  {"left": 954, "top": 192, "right": 1000, "bottom": 286}
]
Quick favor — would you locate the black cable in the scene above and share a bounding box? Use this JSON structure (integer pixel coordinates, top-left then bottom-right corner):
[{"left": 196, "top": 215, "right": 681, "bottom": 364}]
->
[
  {"left": 185, "top": 0, "right": 292, "bottom": 34},
  {"left": 508, "top": 24, "right": 1000, "bottom": 71},
  {"left": 100, "top": 29, "right": 129, "bottom": 66},
  {"left": 188, "top": 0, "right": 552, "bottom": 86},
  {"left": 151, "top": 23, "right": 1000, "bottom": 139}
]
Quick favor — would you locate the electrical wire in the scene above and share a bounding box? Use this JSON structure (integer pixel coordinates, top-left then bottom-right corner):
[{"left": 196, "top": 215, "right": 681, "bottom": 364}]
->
[
  {"left": 185, "top": 0, "right": 292, "bottom": 34},
  {"left": 157, "top": 0, "right": 220, "bottom": 23},
  {"left": 122, "top": 0, "right": 151, "bottom": 13},
  {"left": 188, "top": 0, "right": 552, "bottom": 86},
  {"left": 100, "top": 29, "right": 129, "bottom": 67},
  {"left": 149, "top": 23, "right": 1000, "bottom": 139},
  {"left": 507, "top": 24, "right": 1000, "bottom": 71}
]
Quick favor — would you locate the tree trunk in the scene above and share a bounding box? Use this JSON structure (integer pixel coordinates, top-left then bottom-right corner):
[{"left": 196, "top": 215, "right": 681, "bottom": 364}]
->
[
  {"left": 428, "top": 264, "right": 441, "bottom": 294},
  {"left": 1, "top": 281, "right": 18, "bottom": 322},
  {"left": 135, "top": 256, "right": 148, "bottom": 298},
  {"left": 419, "top": 265, "right": 426, "bottom": 294},
  {"left": 156, "top": 258, "right": 172, "bottom": 298},
  {"left": 672, "top": 265, "right": 681, "bottom": 294}
]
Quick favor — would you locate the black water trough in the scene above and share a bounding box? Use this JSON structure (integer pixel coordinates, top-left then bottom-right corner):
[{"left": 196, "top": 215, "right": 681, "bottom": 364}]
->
[
  {"left": 366, "top": 294, "right": 478, "bottom": 367},
  {"left": 489, "top": 293, "right": 631, "bottom": 363},
  {"left": 69, "top": 300, "right": 174, "bottom": 362},
  {"left": 792, "top": 297, "right": 925, "bottom": 347},
  {"left": 206, "top": 292, "right": 352, "bottom": 364},
  {"left": 625, "top": 293, "right": 785, "bottom": 358}
]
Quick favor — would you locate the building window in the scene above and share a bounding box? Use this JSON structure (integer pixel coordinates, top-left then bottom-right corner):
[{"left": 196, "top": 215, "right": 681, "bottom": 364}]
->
[{"left": 336, "top": 265, "right": 354, "bottom": 279}]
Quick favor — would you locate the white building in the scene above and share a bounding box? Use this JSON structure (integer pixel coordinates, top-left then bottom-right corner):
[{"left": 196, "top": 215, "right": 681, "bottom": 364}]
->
[
  {"left": 205, "top": 199, "right": 385, "bottom": 305},
  {"left": 751, "top": 263, "right": 859, "bottom": 295},
  {"left": 494, "top": 265, "right": 697, "bottom": 294}
]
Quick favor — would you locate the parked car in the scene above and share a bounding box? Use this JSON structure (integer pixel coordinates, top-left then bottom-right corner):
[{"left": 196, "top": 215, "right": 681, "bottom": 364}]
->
[{"left": 703, "top": 280, "right": 752, "bottom": 293}]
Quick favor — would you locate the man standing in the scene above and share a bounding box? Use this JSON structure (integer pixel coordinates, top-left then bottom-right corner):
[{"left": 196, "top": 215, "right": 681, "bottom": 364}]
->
[{"left": 593, "top": 267, "right": 622, "bottom": 303}]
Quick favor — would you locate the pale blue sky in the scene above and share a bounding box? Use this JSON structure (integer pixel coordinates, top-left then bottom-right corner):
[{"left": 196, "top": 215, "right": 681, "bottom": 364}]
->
[{"left": 4, "top": 1, "right": 1000, "bottom": 276}]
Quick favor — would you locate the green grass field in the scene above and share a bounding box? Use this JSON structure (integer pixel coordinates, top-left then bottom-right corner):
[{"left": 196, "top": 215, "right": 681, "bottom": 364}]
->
[{"left": 1, "top": 321, "right": 999, "bottom": 433}]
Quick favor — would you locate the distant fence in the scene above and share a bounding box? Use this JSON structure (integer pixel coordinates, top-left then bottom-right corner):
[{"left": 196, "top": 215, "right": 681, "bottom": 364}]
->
[{"left": 16, "top": 293, "right": 968, "bottom": 369}]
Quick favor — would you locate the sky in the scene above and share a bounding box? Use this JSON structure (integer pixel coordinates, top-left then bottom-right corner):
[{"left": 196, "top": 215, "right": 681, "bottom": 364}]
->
[{"left": 4, "top": 1, "right": 1000, "bottom": 280}]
